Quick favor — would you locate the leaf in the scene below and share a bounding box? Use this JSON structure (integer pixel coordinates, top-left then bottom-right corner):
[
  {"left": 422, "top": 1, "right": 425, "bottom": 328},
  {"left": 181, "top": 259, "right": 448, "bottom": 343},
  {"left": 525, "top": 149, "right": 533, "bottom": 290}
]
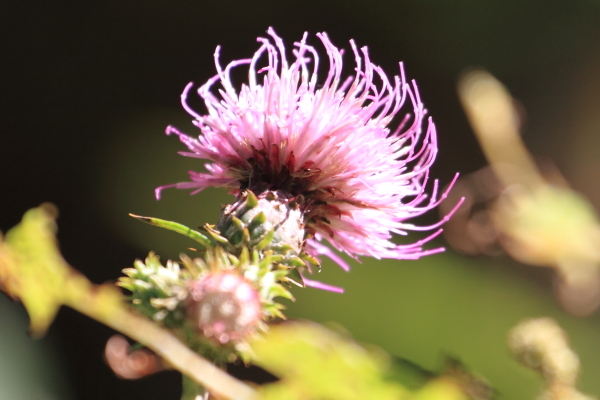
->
[
  {"left": 256, "top": 230, "right": 275, "bottom": 251},
  {"left": 251, "top": 321, "right": 407, "bottom": 400},
  {"left": 251, "top": 322, "right": 476, "bottom": 400},
  {"left": 412, "top": 378, "right": 469, "bottom": 400},
  {"left": 129, "top": 214, "right": 212, "bottom": 248},
  {"left": 0, "top": 204, "right": 68, "bottom": 337},
  {"left": 283, "top": 267, "right": 304, "bottom": 288},
  {"left": 245, "top": 190, "right": 259, "bottom": 209}
]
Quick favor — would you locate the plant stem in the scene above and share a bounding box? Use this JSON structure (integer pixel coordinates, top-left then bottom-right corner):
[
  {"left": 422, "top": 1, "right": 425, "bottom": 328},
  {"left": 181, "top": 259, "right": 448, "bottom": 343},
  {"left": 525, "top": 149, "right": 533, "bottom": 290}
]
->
[
  {"left": 61, "top": 276, "right": 258, "bottom": 400},
  {"left": 182, "top": 375, "right": 208, "bottom": 400}
]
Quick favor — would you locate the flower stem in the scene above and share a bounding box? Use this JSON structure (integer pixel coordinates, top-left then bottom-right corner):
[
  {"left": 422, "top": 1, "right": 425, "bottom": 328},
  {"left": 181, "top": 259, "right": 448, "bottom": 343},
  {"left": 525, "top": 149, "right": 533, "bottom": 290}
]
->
[
  {"left": 60, "top": 270, "right": 258, "bottom": 400},
  {"left": 458, "top": 69, "right": 545, "bottom": 190},
  {"left": 181, "top": 375, "right": 208, "bottom": 400}
]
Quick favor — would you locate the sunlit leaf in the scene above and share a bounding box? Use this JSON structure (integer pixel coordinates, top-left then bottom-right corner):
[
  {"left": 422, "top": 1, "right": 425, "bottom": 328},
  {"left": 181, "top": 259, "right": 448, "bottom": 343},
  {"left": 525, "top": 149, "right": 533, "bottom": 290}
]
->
[
  {"left": 251, "top": 322, "right": 477, "bottom": 400},
  {"left": 412, "top": 378, "right": 468, "bottom": 400},
  {"left": 0, "top": 204, "right": 68, "bottom": 337},
  {"left": 252, "top": 321, "right": 408, "bottom": 400}
]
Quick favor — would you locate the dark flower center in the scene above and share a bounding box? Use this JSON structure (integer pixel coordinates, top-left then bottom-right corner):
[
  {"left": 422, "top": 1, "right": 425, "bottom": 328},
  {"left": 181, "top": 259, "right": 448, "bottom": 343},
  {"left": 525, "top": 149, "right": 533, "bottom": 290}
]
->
[
  {"left": 229, "top": 146, "right": 352, "bottom": 240},
  {"left": 237, "top": 146, "right": 321, "bottom": 198}
]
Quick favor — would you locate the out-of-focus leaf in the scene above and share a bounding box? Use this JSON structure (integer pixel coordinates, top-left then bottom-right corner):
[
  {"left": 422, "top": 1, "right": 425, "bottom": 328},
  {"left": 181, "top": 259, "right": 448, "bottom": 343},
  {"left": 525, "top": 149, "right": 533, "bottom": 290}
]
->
[
  {"left": 387, "top": 357, "right": 435, "bottom": 390},
  {"left": 252, "top": 322, "right": 402, "bottom": 400},
  {"left": 494, "top": 185, "right": 600, "bottom": 268},
  {"left": 252, "top": 322, "right": 476, "bottom": 400},
  {"left": 0, "top": 204, "right": 68, "bottom": 337},
  {"left": 412, "top": 378, "right": 468, "bottom": 400}
]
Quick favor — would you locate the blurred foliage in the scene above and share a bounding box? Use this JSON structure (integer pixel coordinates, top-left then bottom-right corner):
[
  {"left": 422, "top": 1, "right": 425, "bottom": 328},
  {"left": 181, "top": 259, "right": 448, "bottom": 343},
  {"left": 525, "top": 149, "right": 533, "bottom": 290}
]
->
[
  {"left": 449, "top": 68, "right": 600, "bottom": 323},
  {"left": 253, "top": 322, "right": 411, "bottom": 400},
  {"left": 0, "top": 204, "right": 70, "bottom": 337},
  {"left": 0, "top": 206, "right": 492, "bottom": 400},
  {"left": 508, "top": 318, "right": 595, "bottom": 400},
  {"left": 253, "top": 322, "right": 475, "bottom": 400},
  {"left": 0, "top": 206, "right": 257, "bottom": 400},
  {"left": 282, "top": 252, "right": 600, "bottom": 400},
  {"left": 493, "top": 185, "right": 600, "bottom": 268}
]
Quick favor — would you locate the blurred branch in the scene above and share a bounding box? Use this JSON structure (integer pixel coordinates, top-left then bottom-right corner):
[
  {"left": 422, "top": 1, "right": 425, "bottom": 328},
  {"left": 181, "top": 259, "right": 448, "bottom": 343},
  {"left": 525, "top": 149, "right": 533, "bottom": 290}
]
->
[
  {"left": 455, "top": 70, "right": 600, "bottom": 316},
  {"left": 508, "top": 318, "right": 595, "bottom": 400},
  {"left": 458, "top": 69, "right": 544, "bottom": 190}
]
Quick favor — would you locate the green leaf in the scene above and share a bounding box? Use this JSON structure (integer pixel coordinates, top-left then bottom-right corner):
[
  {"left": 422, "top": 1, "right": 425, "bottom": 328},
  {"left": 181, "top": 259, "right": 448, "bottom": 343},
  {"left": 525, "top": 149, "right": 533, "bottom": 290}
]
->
[
  {"left": 256, "top": 230, "right": 275, "bottom": 251},
  {"left": 228, "top": 216, "right": 246, "bottom": 245},
  {"left": 239, "top": 246, "right": 250, "bottom": 266},
  {"left": 300, "top": 253, "right": 321, "bottom": 268},
  {"left": 0, "top": 204, "right": 68, "bottom": 337},
  {"left": 252, "top": 322, "right": 474, "bottom": 400},
  {"left": 203, "top": 225, "right": 230, "bottom": 244},
  {"left": 248, "top": 211, "right": 267, "bottom": 233},
  {"left": 129, "top": 214, "right": 212, "bottom": 248},
  {"left": 284, "top": 268, "right": 304, "bottom": 288},
  {"left": 252, "top": 322, "right": 408, "bottom": 400},
  {"left": 281, "top": 256, "right": 306, "bottom": 268},
  {"left": 245, "top": 190, "right": 259, "bottom": 209},
  {"left": 266, "top": 284, "right": 294, "bottom": 301}
]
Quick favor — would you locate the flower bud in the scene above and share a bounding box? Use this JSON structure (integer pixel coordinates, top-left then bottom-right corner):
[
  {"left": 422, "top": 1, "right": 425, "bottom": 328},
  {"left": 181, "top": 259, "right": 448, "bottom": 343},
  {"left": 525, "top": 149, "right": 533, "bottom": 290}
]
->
[{"left": 188, "top": 272, "right": 261, "bottom": 344}]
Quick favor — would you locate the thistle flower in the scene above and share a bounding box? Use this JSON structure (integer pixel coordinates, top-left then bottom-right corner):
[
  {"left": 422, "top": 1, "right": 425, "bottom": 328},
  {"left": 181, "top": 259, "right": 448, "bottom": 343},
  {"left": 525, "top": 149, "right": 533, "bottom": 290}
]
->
[{"left": 157, "top": 28, "right": 457, "bottom": 273}]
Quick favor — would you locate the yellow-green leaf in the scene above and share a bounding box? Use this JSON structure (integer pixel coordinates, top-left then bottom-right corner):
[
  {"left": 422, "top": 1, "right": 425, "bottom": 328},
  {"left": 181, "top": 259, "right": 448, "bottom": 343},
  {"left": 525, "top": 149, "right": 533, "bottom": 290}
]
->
[
  {"left": 0, "top": 204, "right": 68, "bottom": 337},
  {"left": 252, "top": 322, "right": 407, "bottom": 400}
]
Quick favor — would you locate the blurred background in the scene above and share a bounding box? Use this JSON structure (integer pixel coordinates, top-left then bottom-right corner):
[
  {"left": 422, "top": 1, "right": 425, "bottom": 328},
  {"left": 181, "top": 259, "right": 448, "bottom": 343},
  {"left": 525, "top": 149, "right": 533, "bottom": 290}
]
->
[{"left": 3, "top": 1, "right": 600, "bottom": 399}]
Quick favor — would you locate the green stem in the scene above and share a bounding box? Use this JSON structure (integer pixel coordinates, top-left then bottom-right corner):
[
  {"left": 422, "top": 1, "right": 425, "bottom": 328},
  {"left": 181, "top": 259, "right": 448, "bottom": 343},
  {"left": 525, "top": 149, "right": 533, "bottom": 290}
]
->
[
  {"left": 61, "top": 276, "right": 258, "bottom": 400},
  {"left": 458, "top": 70, "right": 545, "bottom": 190},
  {"left": 182, "top": 375, "right": 208, "bottom": 400}
]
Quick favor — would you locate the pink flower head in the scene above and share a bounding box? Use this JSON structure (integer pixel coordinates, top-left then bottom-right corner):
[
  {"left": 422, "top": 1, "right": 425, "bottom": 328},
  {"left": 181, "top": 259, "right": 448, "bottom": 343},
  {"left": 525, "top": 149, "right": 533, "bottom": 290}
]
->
[
  {"left": 188, "top": 272, "right": 261, "bottom": 344},
  {"left": 158, "top": 28, "right": 459, "bottom": 267}
]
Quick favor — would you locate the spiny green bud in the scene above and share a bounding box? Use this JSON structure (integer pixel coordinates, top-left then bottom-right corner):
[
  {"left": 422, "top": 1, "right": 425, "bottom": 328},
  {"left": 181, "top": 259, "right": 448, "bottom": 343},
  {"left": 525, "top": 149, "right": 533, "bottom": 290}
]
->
[
  {"left": 119, "top": 252, "right": 188, "bottom": 325},
  {"left": 217, "top": 190, "right": 305, "bottom": 255}
]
